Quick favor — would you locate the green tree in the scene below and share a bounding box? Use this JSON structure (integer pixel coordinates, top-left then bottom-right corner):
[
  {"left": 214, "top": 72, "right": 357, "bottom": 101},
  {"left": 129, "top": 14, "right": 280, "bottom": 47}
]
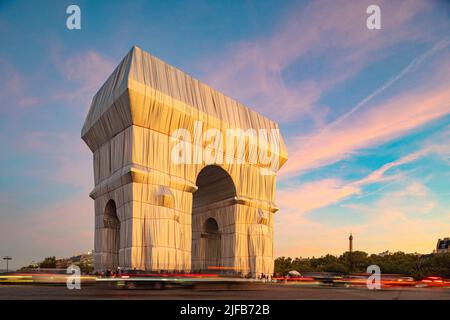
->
[
  {"left": 274, "top": 252, "right": 450, "bottom": 279},
  {"left": 274, "top": 257, "right": 292, "bottom": 275},
  {"left": 76, "top": 261, "right": 94, "bottom": 274},
  {"left": 39, "top": 256, "right": 56, "bottom": 268},
  {"left": 340, "top": 251, "right": 368, "bottom": 272}
]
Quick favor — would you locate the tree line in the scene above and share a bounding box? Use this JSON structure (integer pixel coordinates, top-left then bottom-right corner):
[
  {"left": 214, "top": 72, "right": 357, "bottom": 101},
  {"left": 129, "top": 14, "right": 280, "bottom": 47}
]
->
[
  {"left": 274, "top": 251, "right": 450, "bottom": 279},
  {"left": 20, "top": 256, "right": 93, "bottom": 274}
]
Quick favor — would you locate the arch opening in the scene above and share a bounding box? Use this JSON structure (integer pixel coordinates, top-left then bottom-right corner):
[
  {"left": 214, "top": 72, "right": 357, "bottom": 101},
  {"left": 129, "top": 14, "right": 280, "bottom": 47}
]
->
[
  {"left": 203, "top": 217, "right": 220, "bottom": 269},
  {"left": 193, "top": 165, "right": 236, "bottom": 208},
  {"left": 204, "top": 217, "right": 219, "bottom": 234},
  {"left": 192, "top": 165, "right": 236, "bottom": 272},
  {"left": 103, "top": 200, "right": 120, "bottom": 269}
]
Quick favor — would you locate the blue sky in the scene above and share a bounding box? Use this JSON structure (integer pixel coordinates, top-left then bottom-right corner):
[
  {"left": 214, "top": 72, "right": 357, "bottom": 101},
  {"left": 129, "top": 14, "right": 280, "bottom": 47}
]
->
[{"left": 0, "top": 0, "right": 449, "bottom": 269}]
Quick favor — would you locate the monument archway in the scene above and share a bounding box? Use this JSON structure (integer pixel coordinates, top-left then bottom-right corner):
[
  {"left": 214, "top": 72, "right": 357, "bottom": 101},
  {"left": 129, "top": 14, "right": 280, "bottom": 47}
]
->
[
  {"left": 103, "top": 199, "right": 120, "bottom": 269},
  {"left": 203, "top": 217, "right": 220, "bottom": 270},
  {"left": 192, "top": 165, "right": 236, "bottom": 271},
  {"left": 82, "top": 46, "right": 288, "bottom": 275}
]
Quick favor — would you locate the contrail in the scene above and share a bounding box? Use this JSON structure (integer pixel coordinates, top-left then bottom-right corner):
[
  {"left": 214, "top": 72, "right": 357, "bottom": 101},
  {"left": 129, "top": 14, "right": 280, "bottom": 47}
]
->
[{"left": 326, "top": 38, "right": 450, "bottom": 131}]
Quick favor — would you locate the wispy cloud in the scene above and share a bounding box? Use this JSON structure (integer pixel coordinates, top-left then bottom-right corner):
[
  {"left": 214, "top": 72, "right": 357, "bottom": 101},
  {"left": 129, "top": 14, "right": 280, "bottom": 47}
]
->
[
  {"left": 0, "top": 50, "right": 114, "bottom": 192},
  {"left": 0, "top": 48, "right": 117, "bottom": 269},
  {"left": 280, "top": 51, "right": 450, "bottom": 177},
  {"left": 0, "top": 59, "right": 41, "bottom": 113},
  {"left": 0, "top": 50, "right": 115, "bottom": 116},
  {"left": 277, "top": 178, "right": 360, "bottom": 214},
  {"left": 329, "top": 38, "right": 450, "bottom": 127},
  {"left": 0, "top": 194, "right": 93, "bottom": 269},
  {"left": 202, "top": 0, "right": 434, "bottom": 122},
  {"left": 277, "top": 137, "right": 450, "bottom": 215},
  {"left": 17, "top": 131, "right": 92, "bottom": 190},
  {"left": 51, "top": 50, "right": 116, "bottom": 107},
  {"left": 1, "top": 0, "right": 449, "bottom": 266},
  {"left": 275, "top": 178, "right": 450, "bottom": 257}
]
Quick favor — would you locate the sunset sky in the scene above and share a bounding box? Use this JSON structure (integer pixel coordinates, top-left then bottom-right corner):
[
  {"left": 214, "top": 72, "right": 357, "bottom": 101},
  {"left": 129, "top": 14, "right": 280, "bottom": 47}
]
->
[{"left": 0, "top": 0, "right": 449, "bottom": 269}]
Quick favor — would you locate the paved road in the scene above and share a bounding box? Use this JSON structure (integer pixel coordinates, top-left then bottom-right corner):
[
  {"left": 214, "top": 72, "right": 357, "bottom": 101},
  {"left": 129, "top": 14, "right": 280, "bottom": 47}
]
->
[{"left": 1, "top": 283, "right": 449, "bottom": 300}]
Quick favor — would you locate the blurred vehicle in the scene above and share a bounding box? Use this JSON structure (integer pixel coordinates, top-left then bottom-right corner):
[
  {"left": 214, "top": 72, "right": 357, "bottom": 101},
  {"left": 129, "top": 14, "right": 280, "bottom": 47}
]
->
[
  {"left": 380, "top": 274, "right": 416, "bottom": 287},
  {"left": 335, "top": 273, "right": 418, "bottom": 288},
  {"left": 334, "top": 274, "right": 368, "bottom": 287},
  {"left": 96, "top": 270, "right": 254, "bottom": 290},
  {"left": 419, "top": 276, "right": 450, "bottom": 288},
  {"left": 273, "top": 272, "right": 343, "bottom": 285},
  {"left": 0, "top": 269, "right": 96, "bottom": 285},
  {"left": 272, "top": 275, "right": 317, "bottom": 284},
  {"left": 301, "top": 272, "right": 344, "bottom": 284},
  {"left": 0, "top": 273, "right": 33, "bottom": 284}
]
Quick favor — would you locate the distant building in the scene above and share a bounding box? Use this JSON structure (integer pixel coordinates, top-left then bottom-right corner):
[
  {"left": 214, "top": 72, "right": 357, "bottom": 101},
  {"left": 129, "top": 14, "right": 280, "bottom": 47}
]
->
[
  {"left": 436, "top": 238, "right": 450, "bottom": 253},
  {"left": 55, "top": 259, "right": 69, "bottom": 269},
  {"left": 55, "top": 251, "right": 94, "bottom": 269}
]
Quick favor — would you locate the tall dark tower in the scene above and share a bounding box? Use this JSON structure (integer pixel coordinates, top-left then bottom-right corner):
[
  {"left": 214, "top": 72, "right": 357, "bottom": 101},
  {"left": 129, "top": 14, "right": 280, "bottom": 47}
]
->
[{"left": 349, "top": 233, "right": 353, "bottom": 253}]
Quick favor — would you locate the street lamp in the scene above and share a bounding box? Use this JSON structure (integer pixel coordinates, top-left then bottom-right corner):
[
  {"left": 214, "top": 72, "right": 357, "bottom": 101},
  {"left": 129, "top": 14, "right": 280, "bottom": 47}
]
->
[{"left": 3, "top": 256, "right": 12, "bottom": 273}]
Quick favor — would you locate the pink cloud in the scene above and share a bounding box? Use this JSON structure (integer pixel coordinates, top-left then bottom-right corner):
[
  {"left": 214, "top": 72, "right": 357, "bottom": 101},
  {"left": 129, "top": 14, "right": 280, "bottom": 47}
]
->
[
  {"left": 0, "top": 194, "right": 93, "bottom": 269},
  {"left": 0, "top": 50, "right": 115, "bottom": 269},
  {"left": 202, "top": 0, "right": 432, "bottom": 122},
  {"left": 0, "top": 50, "right": 115, "bottom": 115},
  {"left": 275, "top": 179, "right": 450, "bottom": 257},
  {"left": 55, "top": 51, "right": 115, "bottom": 91},
  {"left": 280, "top": 57, "right": 450, "bottom": 177},
  {"left": 0, "top": 59, "right": 40, "bottom": 113},
  {"left": 277, "top": 179, "right": 360, "bottom": 214},
  {"left": 274, "top": 127, "right": 450, "bottom": 257},
  {"left": 277, "top": 137, "right": 450, "bottom": 216},
  {"left": 50, "top": 50, "right": 116, "bottom": 108},
  {"left": 0, "top": 50, "right": 114, "bottom": 191},
  {"left": 17, "top": 131, "right": 93, "bottom": 190}
]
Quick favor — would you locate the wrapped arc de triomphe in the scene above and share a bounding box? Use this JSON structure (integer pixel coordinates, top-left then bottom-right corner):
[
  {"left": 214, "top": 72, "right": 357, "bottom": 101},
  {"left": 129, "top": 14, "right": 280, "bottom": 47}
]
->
[{"left": 81, "top": 46, "right": 288, "bottom": 276}]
